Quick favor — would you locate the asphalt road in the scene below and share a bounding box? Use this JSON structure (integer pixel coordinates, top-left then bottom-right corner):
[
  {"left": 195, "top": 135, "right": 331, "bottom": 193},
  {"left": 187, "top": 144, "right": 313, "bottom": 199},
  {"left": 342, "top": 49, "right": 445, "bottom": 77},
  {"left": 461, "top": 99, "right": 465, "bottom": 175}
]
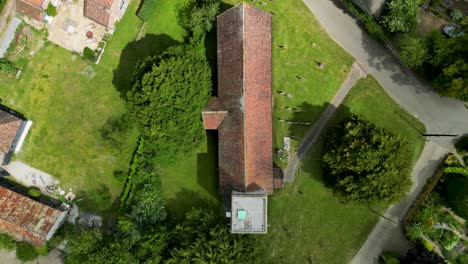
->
[{"left": 301, "top": 0, "right": 468, "bottom": 262}]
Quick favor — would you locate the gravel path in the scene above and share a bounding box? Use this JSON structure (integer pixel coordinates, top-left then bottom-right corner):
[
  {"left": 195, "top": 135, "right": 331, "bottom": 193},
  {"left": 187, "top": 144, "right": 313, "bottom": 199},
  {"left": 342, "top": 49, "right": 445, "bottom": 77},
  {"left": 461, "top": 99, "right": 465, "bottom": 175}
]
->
[{"left": 0, "top": 16, "right": 21, "bottom": 58}]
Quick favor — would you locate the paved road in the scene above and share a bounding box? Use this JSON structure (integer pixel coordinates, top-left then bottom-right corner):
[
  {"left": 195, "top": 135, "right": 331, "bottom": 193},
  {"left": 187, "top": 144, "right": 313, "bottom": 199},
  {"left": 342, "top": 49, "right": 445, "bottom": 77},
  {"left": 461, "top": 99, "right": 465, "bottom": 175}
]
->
[
  {"left": 0, "top": 249, "right": 64, "bottom": 264},
  {"left": 284, "top": 62, "right": 367, "bottom": 182},
  {"left": 301, "top": 0, "right": 468, "bottom": 262}
]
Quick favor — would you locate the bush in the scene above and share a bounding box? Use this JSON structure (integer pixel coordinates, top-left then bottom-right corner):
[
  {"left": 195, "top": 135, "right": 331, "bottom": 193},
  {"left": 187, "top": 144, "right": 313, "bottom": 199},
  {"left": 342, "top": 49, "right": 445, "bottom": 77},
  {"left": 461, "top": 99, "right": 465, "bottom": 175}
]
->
[
  {"left": 0, "top": 234, "right": 16, "bottom": 250},
  {"left": 28, "top": 187, "right": 42, "bottom": 198},
  {"left": 422, "top": 239, "right": 433, "bottom": 251},
  {"left": 136, "top": 0, "right": 157, "bottom": 21},
  {"left": 382, "top": 251, "right": 401, "bottom": 264},
  {"left": 382, "top": 0, "right": 420, "bottom": 33},
  {"left": 82, "top": 47, "right": 96, "bottom": 62},
  {"left": 45, "top": 3, "right": 57, "bottom": 16},
  {"left": 0, "top": 59, "right": 17, "bottom": 74},
  {"left": 15, "top": 241, "right": 39, "bottom": 262}
]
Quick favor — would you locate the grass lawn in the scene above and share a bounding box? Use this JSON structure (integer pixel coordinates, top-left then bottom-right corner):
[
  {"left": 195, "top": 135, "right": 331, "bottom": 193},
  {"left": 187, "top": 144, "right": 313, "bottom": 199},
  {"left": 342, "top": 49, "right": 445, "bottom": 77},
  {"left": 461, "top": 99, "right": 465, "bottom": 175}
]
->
[
  {"left": 0, "top": 0, "right": 188, "bottom": 214},
  {"left": 256, "top": 76, "right": 426, "bottom": 263}
]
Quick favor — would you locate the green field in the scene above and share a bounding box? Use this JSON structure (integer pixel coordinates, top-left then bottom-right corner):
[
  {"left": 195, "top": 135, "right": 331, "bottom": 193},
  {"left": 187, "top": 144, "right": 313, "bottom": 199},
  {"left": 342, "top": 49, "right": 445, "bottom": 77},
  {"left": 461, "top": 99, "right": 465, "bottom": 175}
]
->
[{"left": 256, "top": 76, "right": 426, "bottom": 263}]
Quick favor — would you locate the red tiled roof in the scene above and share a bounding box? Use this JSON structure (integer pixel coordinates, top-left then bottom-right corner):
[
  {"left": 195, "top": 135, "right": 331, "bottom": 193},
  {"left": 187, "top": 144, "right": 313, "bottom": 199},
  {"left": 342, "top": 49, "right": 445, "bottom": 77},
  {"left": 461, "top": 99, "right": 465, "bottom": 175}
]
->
[
  {"left": 215, "top": 4, "right": 273, "bottom": 195},
  {"left": 0, "top": 186, "right": 65, "bottom": 246},
  {"left": 84, "top": 0, "right": 114, "bottom": 27},
  {"left": 202, "top": 97, "right": 228, "bottom": 129},
  {"left": 0, "top": 110, "right": 22, "bottom": 154},
  {"left": 16, "top": 0, "right": 44, "bottom": 21}
]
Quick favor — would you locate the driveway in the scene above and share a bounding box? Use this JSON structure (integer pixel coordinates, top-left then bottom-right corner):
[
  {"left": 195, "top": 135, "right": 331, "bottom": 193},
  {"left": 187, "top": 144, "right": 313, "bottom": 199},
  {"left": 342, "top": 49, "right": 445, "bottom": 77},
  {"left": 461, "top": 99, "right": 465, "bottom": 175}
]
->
[{"left": 301, "top": 0, "right": 468, "bottom": 262}]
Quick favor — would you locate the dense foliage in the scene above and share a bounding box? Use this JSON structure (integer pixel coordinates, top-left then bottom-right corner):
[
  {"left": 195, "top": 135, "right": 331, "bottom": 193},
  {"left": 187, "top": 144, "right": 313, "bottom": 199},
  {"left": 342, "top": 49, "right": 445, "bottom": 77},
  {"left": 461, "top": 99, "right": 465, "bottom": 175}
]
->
[
  {"left": 127, "top": 44, "right": 212, "bottom": 163},
  {"left": 455, "top": 135, "right": 468, "bottom": 155},
  {"left": 66, "top": 160, "right": 258, "bottom": 264},
  {"left": 15, "top": 242, "right": 39, "bottom": 262},
  {"left": 399, "top": 34, "right": 428, "bottom": 69},
  {"left": 137, "top": 0, "right": 158, "bottom": 21},
  {"left": 322, "top": 115, "right": 412, "bottom": 203},
  {"left": 178, "top": 0, "right": 220, "bottom": 42},
  {"left": 427, "top": 32, "right": 468, "bottom": 101},
  {"left": 166, "top": 209, "right": 260, "bottom": 263},
  {"left": 382, "top": 0, "right": 420, "bottom": 33},
  {"left": 445, "top": 176, "right": 468, "bottom": 219}
]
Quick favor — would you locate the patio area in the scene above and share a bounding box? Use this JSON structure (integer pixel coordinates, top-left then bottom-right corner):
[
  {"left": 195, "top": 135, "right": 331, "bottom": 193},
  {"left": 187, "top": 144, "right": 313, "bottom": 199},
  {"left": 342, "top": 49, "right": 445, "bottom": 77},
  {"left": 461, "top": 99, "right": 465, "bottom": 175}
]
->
[{"left": 47, "top": 0, "right": 107, "bottom": 53}]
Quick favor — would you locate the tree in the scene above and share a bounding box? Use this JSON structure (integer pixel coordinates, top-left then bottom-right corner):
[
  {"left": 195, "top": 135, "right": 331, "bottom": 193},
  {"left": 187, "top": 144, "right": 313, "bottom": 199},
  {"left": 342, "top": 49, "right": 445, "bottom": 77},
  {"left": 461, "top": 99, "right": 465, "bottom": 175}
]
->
[
  {"left": 382, "top": 0, "right": 420, "bottom": 33},
  {"left": 127, "top": 44, "right": 212, "bottom": 162},
  {"left": 402, "top": 241, "right": 445, "bottom": 264},
  {"left": 399, "top": 34, "right": 428, "bottom": 68},
  {"left": 426, "top": 32, "right": 468, "bottom": 101},
  {"left": 322, "top": 115, "right": 412, "bottom": 204},
  {"left": 177, "top": 0, "right": 220, "bottom": 42},
  {"left": 166, "top": 209, "right": 261, "bottom": 264}
]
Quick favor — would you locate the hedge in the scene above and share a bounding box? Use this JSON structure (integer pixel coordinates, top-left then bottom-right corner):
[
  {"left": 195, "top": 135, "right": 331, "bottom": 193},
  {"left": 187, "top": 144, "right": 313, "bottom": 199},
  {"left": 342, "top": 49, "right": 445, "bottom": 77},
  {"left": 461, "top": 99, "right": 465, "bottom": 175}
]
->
[
  {"left": 15, "top": 242, "right": 39, "bottom": 262},
  {"left": 136, "top": 0, "right": 157, "bottom": 21},
  {"left": 119, "top": 137, "right": 144, "bottom": 209}
]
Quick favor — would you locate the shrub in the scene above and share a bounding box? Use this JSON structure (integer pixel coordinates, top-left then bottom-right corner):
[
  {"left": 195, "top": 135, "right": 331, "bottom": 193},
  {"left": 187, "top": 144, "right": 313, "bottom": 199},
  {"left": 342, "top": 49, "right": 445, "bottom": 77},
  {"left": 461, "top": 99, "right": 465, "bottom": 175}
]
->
[
  {"left": 82, "top": 47, "right": 96, "bottom": 62},
  {"left": 136, "top": 0, "right": 157, "bottom": 21},
  {"left": 422, "top": 239, "right": 433, "bottom": 251},
  {"left": 15, "top": 241, "right": 39, "bottom": 262},
  {"left": 382, "top": 0, "right": 420, "bottom": 33},
  {"left": 382, "top": 251, "right": 401, "bottom": 264},
  {"left": 450, "top": 9, "right": 463, "bottom": 22},
  {"left": 0, "top": 234, "right": 16, "bottom": 250},
  {"left": 45, "top": 3, "right": 57, "bottom": 16},
  {"left": 28, "top": 187, "right": 42, "bottom": 198},
  {"left": 0, "top": 59, "right": 17, "bottom": 74}
]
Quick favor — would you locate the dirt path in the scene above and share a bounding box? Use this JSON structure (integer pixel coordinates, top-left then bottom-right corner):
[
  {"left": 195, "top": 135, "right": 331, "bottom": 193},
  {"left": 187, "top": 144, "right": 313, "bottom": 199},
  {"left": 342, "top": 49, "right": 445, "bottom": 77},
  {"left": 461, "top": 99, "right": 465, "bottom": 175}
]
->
[{"left": 283, "top": 62, "right": 367, "bottom": 182}]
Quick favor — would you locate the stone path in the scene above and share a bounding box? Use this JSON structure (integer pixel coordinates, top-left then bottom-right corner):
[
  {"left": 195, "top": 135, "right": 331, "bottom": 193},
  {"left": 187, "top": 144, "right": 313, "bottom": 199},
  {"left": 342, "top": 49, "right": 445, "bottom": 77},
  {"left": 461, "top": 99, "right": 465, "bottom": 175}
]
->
[
  {"left": 283, "top": 62, "right": 367, "bottom": 182},
  {"left": 0, "top": 16, "right": 21, "bottom": 58},
  {"left": 2, "top": 161, "right": 59, "bottom": 191}
]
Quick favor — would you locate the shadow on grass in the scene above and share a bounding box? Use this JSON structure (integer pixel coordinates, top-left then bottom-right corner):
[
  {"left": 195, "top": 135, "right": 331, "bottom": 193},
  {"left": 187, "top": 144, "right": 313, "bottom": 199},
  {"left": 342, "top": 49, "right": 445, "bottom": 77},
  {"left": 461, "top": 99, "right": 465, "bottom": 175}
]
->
[
  {"left": 112, "top": 34, "right": 181, "bottom": 98},
  {"left": 74, "top": 184, "right": 119, "bottom": 218},
  {"left": 287, "top": 102, "right": 352, "bottom": 185},
  {"left": 165, "top": 188, "right": 221, "bottom": 223},
  {"left": 197, "top": 130, "right": 219, "bottom": 199}
]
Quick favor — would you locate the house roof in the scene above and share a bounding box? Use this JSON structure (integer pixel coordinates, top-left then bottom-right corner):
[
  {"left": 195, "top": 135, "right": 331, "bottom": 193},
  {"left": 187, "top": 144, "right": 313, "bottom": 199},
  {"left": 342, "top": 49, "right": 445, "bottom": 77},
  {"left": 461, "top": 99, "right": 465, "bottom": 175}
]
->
[
  {"left": 0, "top": 186, "right": 65, "bottom": 245},
  {"left": 0, "top": 110, "right": 22, "bottom": 154},
  {"left": 84, "top": 0, "right": 114, "bottom": 27},
  {"left": 215, "top": 3, "right": 273, "bottom": 195},
  {"left": 16, "top": 0, "right": 44, "bottom": 21},
  {"left": 202, "top": 97, "right": 228, "bottom": 130}
]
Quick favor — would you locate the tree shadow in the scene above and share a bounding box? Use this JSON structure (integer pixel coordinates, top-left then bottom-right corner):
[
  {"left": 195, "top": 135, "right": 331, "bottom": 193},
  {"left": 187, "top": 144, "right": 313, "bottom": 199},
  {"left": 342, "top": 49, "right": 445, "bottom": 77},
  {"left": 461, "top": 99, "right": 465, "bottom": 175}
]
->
[
  {"left": 289, "top": 102, "right": 352, "bottom": 185},
  {"left": 165, "top": 188, "right": 221, "bottom": 223},
  {"left": 112, "top": 34, "right": 181, "bottom": 99},
  {"left": 74, "top": 184, "right": 115, "bottom": 216},
  {"left": 197, "top": 130, "right": 219, "bottom": 199}
]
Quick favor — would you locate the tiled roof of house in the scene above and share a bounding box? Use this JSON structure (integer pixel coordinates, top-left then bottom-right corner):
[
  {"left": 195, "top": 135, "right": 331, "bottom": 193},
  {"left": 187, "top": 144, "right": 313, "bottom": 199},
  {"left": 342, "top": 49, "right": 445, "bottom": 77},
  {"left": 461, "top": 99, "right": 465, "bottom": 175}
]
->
[
  {"left": 215, "top": 3, "right": 273, "bottom": 195},
  {"left": 202, "top": 97, "right": 228, "bottom": 130},
  {"left": 16, "top": 0, "right": 44, "bottom": 21},
  {"left": 84, "top": 0, "right": 114, "bottom": 27},
  {"left": 0, "top": 186, "right": 65, "bottom": 245},
  {"left": 0, "top": 110, "right": 22, "bottom": 154}
]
